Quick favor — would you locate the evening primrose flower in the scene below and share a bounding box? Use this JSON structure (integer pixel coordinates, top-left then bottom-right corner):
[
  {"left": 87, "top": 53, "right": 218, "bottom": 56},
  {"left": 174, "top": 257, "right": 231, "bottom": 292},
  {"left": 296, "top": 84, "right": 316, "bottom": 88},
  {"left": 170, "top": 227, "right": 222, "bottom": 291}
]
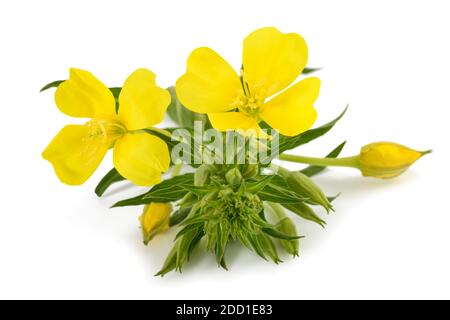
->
[
  {"left": 359, "top": 142, "right": 431, "bottom": 179},
  {"left": 176, "top": 27, "right": 320, "bottom": 137},
  {"left": 42, "top": 68, "right": 171, "bottom": 186},
  {"left": 139, "top": 203, "right": 172, "bottom": 244}
]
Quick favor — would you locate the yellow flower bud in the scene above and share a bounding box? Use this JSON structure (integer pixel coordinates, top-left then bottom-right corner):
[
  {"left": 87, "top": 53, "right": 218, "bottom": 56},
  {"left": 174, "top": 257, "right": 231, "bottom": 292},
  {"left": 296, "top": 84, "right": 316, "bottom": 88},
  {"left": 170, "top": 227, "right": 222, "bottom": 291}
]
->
[
  {"left": 139, "top": 203, "right": 172, "bottom": 245},
  {"left": 359, "top": 142, "right": 431, "bottom": 179}
]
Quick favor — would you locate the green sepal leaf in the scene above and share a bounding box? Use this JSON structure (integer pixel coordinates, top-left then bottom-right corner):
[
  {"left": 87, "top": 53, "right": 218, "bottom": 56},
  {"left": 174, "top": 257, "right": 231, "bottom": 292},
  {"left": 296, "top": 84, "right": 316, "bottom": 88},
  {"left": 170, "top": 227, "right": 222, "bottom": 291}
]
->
[
  {"left": 95, "top": 168, "right": 125, "bottom": 197},
  {"left": 301, "top": 141, "right": 347, "bottom": 177},
  {"left": 112, "top": 173, "right": 194, "bottom": 207},
  {"left": 40, "top": 80, "right": 65, "bottom": 92}
]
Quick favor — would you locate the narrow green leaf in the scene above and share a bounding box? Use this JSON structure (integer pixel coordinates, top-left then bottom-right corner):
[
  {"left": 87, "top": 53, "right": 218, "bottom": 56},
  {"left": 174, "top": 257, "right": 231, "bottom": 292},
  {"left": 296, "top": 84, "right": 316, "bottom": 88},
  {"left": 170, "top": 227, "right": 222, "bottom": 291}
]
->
[
  {"left": 40, "top": 80, "right": 65, "bottom": 92},
  {"left": 258, "top": 183, "right": 308, "bottom": 203},
  {"left": 246, "top": 175, "right": 274, "bottom": 193},
  {"left": 262, "top": 227, "right": 304, "bottom": 240},
  {"left": 180, "top": 185, "right": 211, "bottom": 197},
  {"left": 109, "top": 87, "right": 122, "bottom": 113},
  {"left": 95, "top": 168, "right": 125, "bottom": 197},
  {"left": 112, "top": 173, "right": 194, "bottom": 207},
  {"left": 301, "top": 141, "right": 347, "bottom": 177},
  {"left": 302, "top": 67, "right": 322, "bottom": 74},
  {"left": 155, "top": 241, "right": 179, "bottom": 277}
]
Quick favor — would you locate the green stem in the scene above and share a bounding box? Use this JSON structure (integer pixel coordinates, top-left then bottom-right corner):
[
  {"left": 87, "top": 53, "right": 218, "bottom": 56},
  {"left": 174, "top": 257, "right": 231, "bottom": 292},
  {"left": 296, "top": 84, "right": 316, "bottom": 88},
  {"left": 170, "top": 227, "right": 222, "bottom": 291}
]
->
[
  {"left": 279, "top": 154, "right": 360, "bottom": 168},
  {"left": 145, "top": 127, "right": 172, "bottom": 139}
]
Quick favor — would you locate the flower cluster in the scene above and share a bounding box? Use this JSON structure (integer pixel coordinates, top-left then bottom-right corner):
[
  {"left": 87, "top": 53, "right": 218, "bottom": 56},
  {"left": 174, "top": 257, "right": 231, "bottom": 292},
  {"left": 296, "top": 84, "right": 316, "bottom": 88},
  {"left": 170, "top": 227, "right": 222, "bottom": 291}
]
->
[{"left": 41, "top": 27, "right": 430, "bottom": 276}]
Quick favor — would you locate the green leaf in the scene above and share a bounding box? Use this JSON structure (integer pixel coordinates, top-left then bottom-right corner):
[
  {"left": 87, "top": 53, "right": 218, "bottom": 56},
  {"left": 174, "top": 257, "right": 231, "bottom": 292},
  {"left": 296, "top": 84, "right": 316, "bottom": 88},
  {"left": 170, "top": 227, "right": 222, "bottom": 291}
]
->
[
  {"left": 155, "top": 241, "right": 179, "bottom": 277},
  {"left": 276, "top": 105, "right": 348, "bottom": 155},
  {"left": 302, "top": 67, "right": 322, "bottom": 75},
  {"left": 109, "top": 87, "right": 122, "bottom": 113},
  {"left": 166, "top": 86, "right": 207, "bottom": 129},
  {"left": 95, "top": 168, "right": 125, "bottom": 197},
  {"left": 40, "top": 80, "right": 65, "bottom": 92},
  {"left": 112, "top": 173, "right": 194, "bottom": 207},
  {"left": 246, "top": 175, "right": 274, "bottom": 193},
  {"left": 262, "top": 227, "right": 304, "bottom": 240},
  {"left": 180, "top": 185, "right": 211, "bottom": 197},
  {"left": 301, "top": 141, "right": 347, "bottom": 177}
]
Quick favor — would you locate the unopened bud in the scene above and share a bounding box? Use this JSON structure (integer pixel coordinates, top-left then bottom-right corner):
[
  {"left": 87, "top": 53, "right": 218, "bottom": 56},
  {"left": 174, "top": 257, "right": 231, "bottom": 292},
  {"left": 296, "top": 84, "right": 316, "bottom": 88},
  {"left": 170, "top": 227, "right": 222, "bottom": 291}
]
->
[
  {"left": 359, "top": 142, "right": 431, "bottom": 179},
  {"left": 283, "top": 170, "right": 332, "bottom": 212},
  {"left": 225, "top": 168, "right": 243, "bottom": 187},
  {"left": 139, "top": 203, "right": 172, "bottom": 245}
]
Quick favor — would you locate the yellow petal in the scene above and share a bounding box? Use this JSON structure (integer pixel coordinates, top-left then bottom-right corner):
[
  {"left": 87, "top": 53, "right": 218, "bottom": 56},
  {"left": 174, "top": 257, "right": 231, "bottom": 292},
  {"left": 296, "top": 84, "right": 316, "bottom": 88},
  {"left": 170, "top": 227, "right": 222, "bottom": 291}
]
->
[
  {"left": 208, "top": 112, "right": 259, "bottom": 131},
  {"left": 260, "top": 77, "right": 320, "bottom": 136},
  {"left": 118, "top": 68, "right": 171, "bottom": 130},
  {"left": 243, "top": 27, "right": 308, "bottom": 98},
  {"left": 176, "top": 47, "right": 243, "bottom": 114},
  {"left": 42, "top": 125, "right": 109, "bottom": 185},
  {"left": 55, "top": 68, "right": 116, "bottom": 118},
  {"left": 113, "top": 133, "right": 170, "bottom": 186}
]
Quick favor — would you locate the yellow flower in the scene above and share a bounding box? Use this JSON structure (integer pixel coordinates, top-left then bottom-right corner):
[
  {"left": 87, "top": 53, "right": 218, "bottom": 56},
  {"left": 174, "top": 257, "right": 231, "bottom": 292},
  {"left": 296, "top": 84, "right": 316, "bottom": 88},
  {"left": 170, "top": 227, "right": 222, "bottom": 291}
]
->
[
  {"left": 139, "top": 203, "right": 172, "bottom": 244},
  {"left": 359, "top": 142, "right": 431, "bottom": 179},
  {"left": 176, "top": 27, "right": 320, "bottom": 137},
  {"left": 42, "top": 68, "right": 171, "bottom": 186}
]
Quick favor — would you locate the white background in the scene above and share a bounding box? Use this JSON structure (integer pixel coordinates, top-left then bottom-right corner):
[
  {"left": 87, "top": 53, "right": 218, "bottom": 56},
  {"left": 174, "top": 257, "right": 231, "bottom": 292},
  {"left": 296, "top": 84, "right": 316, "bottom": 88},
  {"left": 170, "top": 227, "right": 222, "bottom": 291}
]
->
[{"left": 0, "top": 0, "right": 449, "bottom": 300}]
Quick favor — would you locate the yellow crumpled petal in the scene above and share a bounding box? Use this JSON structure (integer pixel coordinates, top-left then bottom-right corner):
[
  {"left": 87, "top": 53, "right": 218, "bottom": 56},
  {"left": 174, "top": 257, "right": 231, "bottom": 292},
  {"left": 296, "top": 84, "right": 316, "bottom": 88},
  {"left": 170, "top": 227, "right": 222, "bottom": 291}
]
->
[
  {"left": 113, "top": 133, "right": 170, "bottom": 186},
  {"left": 118, "top": 68, "right": 171, "bottom": 131},
  {"left": 139, "top": 202, "right": 172, "bottom": 244},
  {"left": 243, "top": 27, "right": 308, "bottom": 99},
  {"left": 42, "top": 125, "right": 109, "bottom": 185},
  {"left": 260, "top": 77, "right": 320, "bottom": 137},
  {"left": 55, "top": 68, "right": 116, "bottom": 119},
  {"left": 176, "top": 47, "right": 243, "bottom": 114}
]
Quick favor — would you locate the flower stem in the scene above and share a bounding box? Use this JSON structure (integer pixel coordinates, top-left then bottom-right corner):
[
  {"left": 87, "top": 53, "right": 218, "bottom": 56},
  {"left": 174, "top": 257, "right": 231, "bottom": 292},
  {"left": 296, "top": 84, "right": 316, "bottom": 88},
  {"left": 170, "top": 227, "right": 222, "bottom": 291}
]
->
[{"left": 278, "top": 154, "right": 360, "bottom": 168}]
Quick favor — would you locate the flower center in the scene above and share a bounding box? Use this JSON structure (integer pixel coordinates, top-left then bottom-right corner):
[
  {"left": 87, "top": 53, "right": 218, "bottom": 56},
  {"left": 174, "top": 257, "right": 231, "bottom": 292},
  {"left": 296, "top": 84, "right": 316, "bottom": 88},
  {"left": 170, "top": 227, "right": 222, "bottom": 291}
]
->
[
  {"left": 236, "top": 94, "right": 264, "bottom": 118},
  {"left": 85, "top": 119, "right": 126, "bottom": 146}
]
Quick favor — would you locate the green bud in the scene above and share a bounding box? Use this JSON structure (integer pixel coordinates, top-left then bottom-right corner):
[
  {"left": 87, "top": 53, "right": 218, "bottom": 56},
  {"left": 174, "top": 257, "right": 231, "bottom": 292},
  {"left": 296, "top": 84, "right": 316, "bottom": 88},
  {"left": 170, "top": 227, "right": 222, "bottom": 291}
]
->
[
  {"left": 225, "top": 168, "right": 243, "bottom": 187},
  {"left": 266, "top": 203, "right": 299, "bottom": 257},
  {"left": 242, "top": 164, "right": 259, "bottom": 179},
  {"left": 169, "top": 207, "right": 192, "bottom": 227},
  {"left": 282, "top": 170, "right": 332, "bottom": 212},
  {"left": 194, "top": 164, "right": 215, "bottom": 186},
  {"left": 282, "top": 202, "right": 326, "bottom": 227}
]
